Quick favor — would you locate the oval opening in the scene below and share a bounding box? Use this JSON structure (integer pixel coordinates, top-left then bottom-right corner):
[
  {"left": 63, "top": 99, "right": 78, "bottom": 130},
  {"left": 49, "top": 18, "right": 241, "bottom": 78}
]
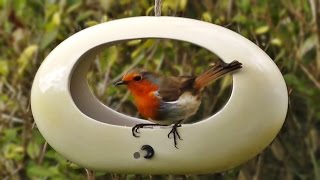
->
[{"left": 70, "top": 39, "right": 234, "bottom": 126}]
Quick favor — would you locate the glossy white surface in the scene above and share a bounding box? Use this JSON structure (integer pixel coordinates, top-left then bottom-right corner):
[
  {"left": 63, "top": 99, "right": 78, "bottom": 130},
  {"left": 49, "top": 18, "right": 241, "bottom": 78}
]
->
[{"left": 31, "top": 17, "right": 288, "bottom": 174}]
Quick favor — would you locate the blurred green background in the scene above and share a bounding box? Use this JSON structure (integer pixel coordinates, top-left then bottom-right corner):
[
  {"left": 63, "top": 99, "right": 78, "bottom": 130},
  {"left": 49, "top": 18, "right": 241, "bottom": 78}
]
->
[{"left": 1, "top": 0, "right": 320, "bottom": 179}]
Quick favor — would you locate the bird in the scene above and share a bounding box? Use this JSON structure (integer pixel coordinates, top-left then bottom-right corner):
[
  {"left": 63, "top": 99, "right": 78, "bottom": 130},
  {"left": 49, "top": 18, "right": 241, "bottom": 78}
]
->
[{"left": 114, "top": 60, "right": 242, "bottom": 148}]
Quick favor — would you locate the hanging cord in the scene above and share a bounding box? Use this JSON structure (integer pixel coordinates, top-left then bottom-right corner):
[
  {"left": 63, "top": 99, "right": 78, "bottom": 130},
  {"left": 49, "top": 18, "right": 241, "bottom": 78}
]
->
[{"left": 154, "top": 0, "right": 162, "bottom": 16}]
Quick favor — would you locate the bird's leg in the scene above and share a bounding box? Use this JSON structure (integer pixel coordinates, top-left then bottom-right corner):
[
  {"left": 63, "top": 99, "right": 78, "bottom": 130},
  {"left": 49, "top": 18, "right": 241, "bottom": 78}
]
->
[
  {"left": 132, "top": 120, "right": 184, "bottom": 149},
  {"left": 167, "top": 120, "right": 183, "bottom": 149},
  {"left": 132, "top": 123, "right": 167, "bottom": 137}
]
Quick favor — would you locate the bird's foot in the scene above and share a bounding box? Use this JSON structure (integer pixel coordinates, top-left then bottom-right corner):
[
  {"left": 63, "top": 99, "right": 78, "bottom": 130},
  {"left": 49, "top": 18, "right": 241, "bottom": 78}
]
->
[
  {"left": 167, "top": 123, "right": 182, "bottom": 149},
  {"left": 132, "top": 123, "right": 166, "bottom": 137},
  {"left": 132, "top": 124, "right": 144, "bottom": 137},
  {"left": 132, "top": 122, "right": 183, "bottom": 149}
]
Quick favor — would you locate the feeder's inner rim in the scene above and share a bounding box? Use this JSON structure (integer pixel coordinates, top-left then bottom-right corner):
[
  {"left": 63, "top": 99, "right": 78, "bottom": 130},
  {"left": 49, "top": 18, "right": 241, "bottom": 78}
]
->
[{"left": 69, "top": 38, "right": 235, "bottom": 127}]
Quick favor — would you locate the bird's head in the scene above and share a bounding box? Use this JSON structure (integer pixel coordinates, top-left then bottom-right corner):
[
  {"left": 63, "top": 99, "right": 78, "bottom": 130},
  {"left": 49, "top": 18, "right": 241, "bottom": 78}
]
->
[{"left": 114, "top": 68, "right": 159, "bottom": 96}]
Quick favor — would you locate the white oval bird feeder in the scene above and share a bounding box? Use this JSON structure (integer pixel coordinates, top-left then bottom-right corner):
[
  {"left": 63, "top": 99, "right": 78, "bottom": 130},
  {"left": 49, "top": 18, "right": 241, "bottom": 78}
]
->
[{"left": 31, "top": 17, "right": 288, "bottom": 174}]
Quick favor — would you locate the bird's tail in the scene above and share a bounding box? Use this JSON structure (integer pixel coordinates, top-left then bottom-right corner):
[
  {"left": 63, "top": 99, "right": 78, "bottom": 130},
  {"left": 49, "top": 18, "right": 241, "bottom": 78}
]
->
[{"left": 194, "top": 60, "right": 242, "bottom": 90}]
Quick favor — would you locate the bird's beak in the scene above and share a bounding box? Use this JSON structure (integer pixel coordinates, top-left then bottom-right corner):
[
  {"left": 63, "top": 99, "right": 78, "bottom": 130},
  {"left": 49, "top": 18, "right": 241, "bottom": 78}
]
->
[{"left": 114, "top": 80, "right": 126, "bottom": 86}]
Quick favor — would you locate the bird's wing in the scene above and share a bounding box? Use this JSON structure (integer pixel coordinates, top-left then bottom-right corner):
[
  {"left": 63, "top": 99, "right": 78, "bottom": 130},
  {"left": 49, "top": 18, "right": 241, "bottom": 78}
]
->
[{"left": 158, "top": 76, "right": 196, "bottom": 102}]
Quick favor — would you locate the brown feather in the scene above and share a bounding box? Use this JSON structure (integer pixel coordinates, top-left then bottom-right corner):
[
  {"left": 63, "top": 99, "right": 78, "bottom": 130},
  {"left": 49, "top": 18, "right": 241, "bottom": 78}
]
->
[
  {"left": 158, "top": 76, "right": 196, "bottom": 102},
  {"left": 194, "top": 60, "right": 242, "bottom": 90}
]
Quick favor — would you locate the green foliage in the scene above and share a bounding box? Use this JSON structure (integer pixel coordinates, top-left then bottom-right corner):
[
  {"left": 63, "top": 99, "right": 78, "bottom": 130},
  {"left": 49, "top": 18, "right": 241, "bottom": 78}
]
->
[{"left": 1, "top": 0, "right": 320, "bottom": 179}]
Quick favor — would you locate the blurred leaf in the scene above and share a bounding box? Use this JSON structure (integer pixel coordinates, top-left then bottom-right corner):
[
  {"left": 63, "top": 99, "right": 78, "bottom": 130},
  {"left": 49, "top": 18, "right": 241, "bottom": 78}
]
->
[
  {"left": 270, "top": 139, "right": 285, "bottom": 161},
  {"left": 100, "top": 46, "right": 118, "bottom": 71},
  {"left": 0, "top": 0, "right": 7, "bottom": 7},
  {"left": 274, "top": 49, "right": 285, "bottom": 62},
  {"left": 3, "top": 144, "right": 24, "bottom": 160},
  {"left": 0, "top": 59, "right": 9, "bottom": 75},
  {"left": 271, "top": 38, "right": 283, "bottom": 47},
  {"left": 120, "top": 0, "right": 130, "bottom": 6},
  {"left": 127, "top": 39, "right": 142, "bottom": 46},
  {"left": 220, "top": 75, "right": 232, "bottom": 91},
  {"left": 52, "top": 12, "right": 61, "bottom": 26},
  {"left": 284, "top": 74, "right": 316, "bottom": 96},
  {"left": 45, "top": 7, "right": 60, "bottom": 31},
  {"left": 76, "top": 11, "right": 95, "bottom": 22},
  {"left": 68, "top": 162, "right": 82, "bottom": 169},
  {"left": 238, "top": 0, "right": 250, "bottom": 13},
  {"left": 66, "top": 2, "right": 82, "bottom": 14},
  {"left": 2, "top": 128, "right": 20, "bottom": 142},
  {"left": 233, "top": 13, "right": 247, "bottom": 24},
  {"left": 31, "top": 130, "right": 46, "bottom": 144},
  {"left": 126, "top": 174, "right": 136, "bottom": 180},
  {"left": 146, "top": 5, "right": 154, "bottom": 15},
  {"left": 179, "top": 0, "right": 188, "bottom": 10},
  {"left": 215, "top": 15, "right": 225, "bottom": 24},
  {"left": 85, "top": 20, "right": 99, "bottom": 27},
  {"left": 95, "top": 171, "right": 107, "bottom": 177},
  {"left": 40, "top": 30, "right": 58, "bottom": 50},
  {"left": 299, "top": 35, "right": 316, "bottom": 58},
  {"left": 162, "top": 0, "right": 177, "bottom": 10},
  {"left": 17, "top": 44, "right": 38, "bottom": 75},
  {"left": 0, "top": 94, "right": 9, "bottom": 106},
  {"left": 131, "top": 45, "right": 144, "bottom": 59},
  {"left": 308, "top": 128, "right": 318, "bottom": 153},
  {"left": 255, "top": 25, "right": 269, "bottom": 34},
  {"left": 45, "top": 149, "right": 68, "bottom": 166},
  {"left": 12, "top": 28, "right": 24, "bottom": 50},
  {"left": 284, "top": 74, "right": 301, "bottom": 86},
  {"left": 99, "top": 0, "right": 112, "bottom": 11},
  {"left": 27, "top": 141, "right": 40, "bottom": 160},
  {"left": 173, "top": 65, "right": 183, "bottom": 75},
  {"left": 12, "top": 0, "right": 26, "bottom": 16},
  {"left": 27, "top": 162, "right": 60, "bottom": 178},
  {"left": 202, "top": 12, "right": 212, "bottom": 22},
  {"left": 101, "top": 15, "right": 109, "bottom": 22}
]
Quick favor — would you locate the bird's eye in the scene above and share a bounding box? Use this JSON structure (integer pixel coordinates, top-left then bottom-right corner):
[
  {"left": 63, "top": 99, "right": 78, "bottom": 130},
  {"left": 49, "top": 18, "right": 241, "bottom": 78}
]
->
[{"left": 133, "top": 76, "right": 142, "bottom": 81}]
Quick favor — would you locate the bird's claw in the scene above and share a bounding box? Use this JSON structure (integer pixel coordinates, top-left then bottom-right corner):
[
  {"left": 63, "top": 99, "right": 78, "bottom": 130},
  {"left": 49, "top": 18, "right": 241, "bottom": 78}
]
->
[
  {"left": 167, "top": 123, "right": 182, "bottom": 148},
  {"left": 132, "top": 124, "right": 144, "bottom": 137},
  {"left": 132, "top": 123, "right": 162, "bottom": 137},
  {"left": 132, "top": 123, "right": 183, "bottom": 149}
]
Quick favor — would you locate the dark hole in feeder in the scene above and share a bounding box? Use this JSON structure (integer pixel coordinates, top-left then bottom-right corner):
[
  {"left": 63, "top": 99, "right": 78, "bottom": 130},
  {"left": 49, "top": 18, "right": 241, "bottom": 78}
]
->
[
  {"left": 70, "top": 39, "right": 234, "bottom": 126},
  {"left": 133, "top": 152, "right": 140, "bottom": 159}
]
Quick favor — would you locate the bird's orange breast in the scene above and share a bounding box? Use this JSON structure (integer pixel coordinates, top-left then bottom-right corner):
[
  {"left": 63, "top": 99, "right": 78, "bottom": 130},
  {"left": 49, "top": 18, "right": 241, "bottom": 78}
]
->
[
  {"left": 134, "top": 92, "right": 160, "bottom": 120},
  {"left": 127, "top": 80, "right": 160, "bottom": 120}
]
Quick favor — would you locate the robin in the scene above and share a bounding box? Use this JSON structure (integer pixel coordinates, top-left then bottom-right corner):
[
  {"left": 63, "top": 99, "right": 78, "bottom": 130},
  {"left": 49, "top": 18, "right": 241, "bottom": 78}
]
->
[{"left": 114, "top": 60, "right": 242, "bottom": 148}]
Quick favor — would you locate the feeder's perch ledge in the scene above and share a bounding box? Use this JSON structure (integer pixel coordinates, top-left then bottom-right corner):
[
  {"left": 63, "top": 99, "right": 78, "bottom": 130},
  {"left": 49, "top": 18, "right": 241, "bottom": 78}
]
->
[{"left": 31, "top": 17, "right": 288, "bottom": 174}]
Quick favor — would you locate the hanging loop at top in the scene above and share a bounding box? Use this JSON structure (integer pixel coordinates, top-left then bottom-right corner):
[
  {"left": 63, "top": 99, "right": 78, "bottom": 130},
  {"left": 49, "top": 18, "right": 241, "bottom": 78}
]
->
[{"left": 154, "top": 0, "right": 162, "bottom": 16}]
